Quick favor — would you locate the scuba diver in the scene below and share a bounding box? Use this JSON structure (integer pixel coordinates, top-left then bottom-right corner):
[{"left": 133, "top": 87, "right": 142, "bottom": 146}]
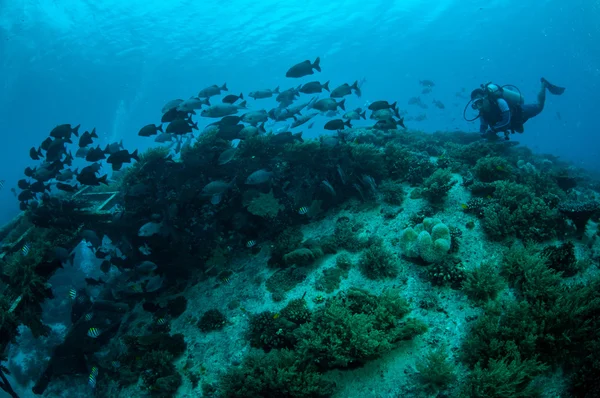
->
[{"left": 465, "top": 78, "right": 565, "bottom": 140}]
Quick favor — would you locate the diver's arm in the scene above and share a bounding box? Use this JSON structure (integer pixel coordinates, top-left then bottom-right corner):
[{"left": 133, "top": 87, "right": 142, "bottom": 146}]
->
[
  {"left": 491, "top": 99, "right": 511, "bottom": 131},
  {"left": 479, "top": 117, "right": 488, "bottom": 134}
]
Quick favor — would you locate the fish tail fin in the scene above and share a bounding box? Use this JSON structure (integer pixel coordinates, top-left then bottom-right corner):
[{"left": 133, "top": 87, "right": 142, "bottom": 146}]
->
[
  {"left": 399, "top": 117, "right": 406, "bottom": 129},
  {"left": 259, "top": 122, "right": 266, "bottom": 133},
  {"left": 90, "top": 127, "right": 98, "bottom": 138},
  {"left": 351, "top": 81, "right": 362, "bottom": 97},
  {"left": 157, "top": 124, "right": 164, "bottom": 133},
  {"left": 72, "top": 124, "right": 80, "bottom": 137},
  {"left": 394, "top": 108, "right": 400, "bottom": 118},
  {"left": 391, "top": 101, "right": 397, "bottom": 111},
  {"left": 192, "top": 122, "right": 199, "bottom": 130},
  {"left": 99, "top": 174, "right": 109, "bottom": 185},
  {"left": 45, "top": 184, "right": 51, "bottom": 192},
  {"left": 294, "top": 132, "right": 304, "bottom": 142},
  {"left": 345, "top": 119, "right": 352, "bottom": 128},
  {"left": 131, "top": 149, "right": 140, "bottom": 162},
  {"left": 119, "top": 139, "right": 124, "bottom": 149},
  {"left": 104, "top": 145, "right": 110, "bottom": 153},
  {"left": 360, "top": 110, "right": 366, "bottom": 120},
  {"left": 338, "top": 99, "right": 346, "bottom": 111},
  {"left": 239, "top": 100, "right": 247, "bottom": 108},
  {"left": 204, "top": 98, "right": 211, "bottom": 106},
  {"left": 222, "top": 83, "right": 228, "bottom": 91},
  {"left": 74, "top": 168, "right": 79, "bottom": 175},
  {"left": 323, "top": 80, "right": 330, "bottom": 92},
  {"left": 37, "top": 147, "right": 44, "bottom": 158},
  {"left": 313, "top": 57, "right": 321, "bottom": 72},
  {"left": 273, "top": 86, "right": 280, "bottom": 94},
  {"left": 239, "top": 93, "right": 244, "bottom": 100}
]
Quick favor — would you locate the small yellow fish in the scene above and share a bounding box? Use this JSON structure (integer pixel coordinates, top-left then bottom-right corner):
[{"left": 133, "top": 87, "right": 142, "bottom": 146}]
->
[
  {"left": 460, "top": 203, "right": 468, "bottom": 210},
  {"left": 487, "top": 195, "right": 492, "bottom": 199},
  {"left": 273, "top": 313, "right": 280, "bottom": 319},
  {"left": 496, "top": 166, "right": 504, "bottom": 171}
]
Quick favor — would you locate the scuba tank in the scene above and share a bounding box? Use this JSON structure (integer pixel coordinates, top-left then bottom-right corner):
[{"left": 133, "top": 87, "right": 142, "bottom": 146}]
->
[{"left": 483, "top": 83, "right": 524, "bottom": 107}]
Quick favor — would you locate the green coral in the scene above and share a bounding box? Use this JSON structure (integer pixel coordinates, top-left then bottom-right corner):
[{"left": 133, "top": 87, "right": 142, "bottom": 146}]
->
[
  {"left": 295, "top": 288, "right": 427, "bottom": 369},
  {"left": 421, "top": 168, "right": 457, "bottom": 204},
  {"left": 399, "top": 218, "right": 451, "bottom": 263},
  {"left": 425, "top": 258, "right": 466, "bottom": 288},
  {"left": 462, "top": 261, "right": 505, "bottom": 305},
  {"left": 358, "top": 237, "right": 399, "bottom": 279},
  {"left": 473, "top": 156, "right": 512, "bottom": 182},
  {"left": 218, "top": 349, "right": 334, "bottom": 398},
  {"left": 379, "top": 179, "right": 405, "bottom": 205},
  {"left": 350, "top": 143, "right": 387, "bottom": 178},
  {"left": 415, "top": 346, "right": 457, "bottom": 395},
  {"left": 198, "top": 309, "right": 227, "bottom": 332}
]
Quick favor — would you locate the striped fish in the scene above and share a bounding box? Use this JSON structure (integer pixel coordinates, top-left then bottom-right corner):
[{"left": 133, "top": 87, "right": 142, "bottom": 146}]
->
[
  {"left": 246, "top": 240, "right": 256, "bottom": 248},
  {"left": 21, "top": 243, "right": 30, "bottom": 256},
  {"left": 0, "top": 180, "right": 4, "bottom": 190},
  {"left": 84, "top": 313, "right": 93, "bottom": 321},
  {"left": 298, "top": 206, "right": 309, "bottom": 215},
  {"left": 68, "top": 289, "right": 77, "bottom": 301},
  {"left": 111, "top": 360, "right": 120, "bottom": 369},
  {"left": 88, "top": 366, "right": 98, "bottom": 388},
  {"left": 156, "top": 318, "right": 168, "bottom": 326},
  {"left": 87, "top": 327, "right": 101, "bottom": 338}
]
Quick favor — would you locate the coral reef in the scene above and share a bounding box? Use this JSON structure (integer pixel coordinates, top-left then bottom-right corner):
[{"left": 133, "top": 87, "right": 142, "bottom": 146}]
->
[{"left": 399, "top": 217, "right": 452, "bottom": 263}]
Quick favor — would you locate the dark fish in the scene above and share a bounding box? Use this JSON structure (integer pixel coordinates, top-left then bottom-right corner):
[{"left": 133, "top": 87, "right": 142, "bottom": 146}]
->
[
  {"left": 166, "top": 118, "right": 199, "bottom": 135},
  {"left": 419, "top": 80, "right": 435, "bottom": 87},
  {"left": 24, "top": 167, "right": 36, "bottom": 177},
  {"left": 77, "top": 170, "right": 108, "bottom": 186},
  {"left": 176, "top": 97, "right": 211, "bottom": 112},
  {"left": 161, "top": 99, "right": 184, "bottom": 113},
  {"left": 276, "top": 87, "right": 300, "bottom": 104},
  {"left": 46, "top": 139, "right": 68, "bottom": 162},
  {"left": 368, "top": 100, "right": 397, "bottom": 111},
  {"left": 40, "top": 137, "right": 53, "bottom": 151},
  {"left": 216, "top": 124, "right": 245, "bottom": 140},
  {"left": 107, "top": 149, "right": 139, "bottom": 171},
  {"left": 299, "top": 81, "right": 330, "bottom": 94},
  {"left": 56, "top": 168, "right": 78, "bottom": 182},
  {"left": 85, "top": 277, "right": 105, "bottom": 286},
  {"left": 29, "top": 181, "right": 51, "bottom": 193},
  {"left": 343, "top": 108, "right": 366, "bottom": 120},
  {"left": 370, "top": 108, "right": 401, "bottom": 120},
  {"left": 198, "top": 83, "right": 228, "bottom": 98},
  {"left": 270, "top": 131, "right": 303, "bottom": 145},
  {"left": 432, "top": 99, "right": 445, "bottom": 109},
  {"left": 18, "top": 190, "right": 35, "bottom": 201},
  {"left": 248, "top": 87, "right": 279, "bottom": 99},
  {"left": 222, "top": 93, "right": 243, "bottom": 104},
  {"left": 219, "top": 115, "right": 243, "bottom": 125},
  {"left": 81, "top": 163, "right": 102, "bottom": 175},
  {"left": 86, "top": 146, "right": 107, "bottom": 162},
  {"left": 78, "top": 128, "right": 98, "bottom": 147},
  {"left": 50, "top": 124, "right": 80, "bottom": 140},
  {"left": 100, "top": 259, "right": 111, "bottom": 273},
  {"left": 94, "top": 248, "right": 111, "bottom": 259},
  {"left": 63, "top": 152, "right": 74, "bottom": 167},
  {"left": 311, "top": 98, "right": 345, "bottom": 112},
  {"left": 75, "top": 147, "right": 90, "bottom": 158},
  {"left": 324, "top": 119, "right": 352, "bottom": 130},
  {"left": 30, "top": 147, "right": 44, "bottom": 160},
  {"left": 139, "top": 124, "right": 164, "bottom": 137},
  {"left": 105, "top": 140, "right": 124, "bottom": 155},
  {"left": 18, "top": 179, "right": 30, "bottom": 190},
  {"left": 374, "top": 117, "right": 406, "bottom": 130},
  {"left": 161, "top": 108, "right": 192, "bottom": 123},
  {"left": 286, "top": 57, "right": 321, "bottom": 78},
  {"left": 330, "top": 81, "right": 361, "bottom": 98},
  {"left": 56, "top": 182, "right": 79, "bottom": 192}
]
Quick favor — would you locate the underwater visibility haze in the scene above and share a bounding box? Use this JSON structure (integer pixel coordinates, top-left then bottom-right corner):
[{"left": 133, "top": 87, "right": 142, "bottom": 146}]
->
[{"left": 0, "top": 1, "right": 600, "bottom": 397}]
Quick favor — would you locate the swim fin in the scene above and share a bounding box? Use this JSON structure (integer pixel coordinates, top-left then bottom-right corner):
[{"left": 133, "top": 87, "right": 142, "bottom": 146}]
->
[{"left": 541, "top": 77, "right": 566, "bottom": 95}]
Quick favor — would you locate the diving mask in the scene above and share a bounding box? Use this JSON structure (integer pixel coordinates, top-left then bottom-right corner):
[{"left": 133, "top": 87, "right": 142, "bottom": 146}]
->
[{"left": 471, "top": 98, "right": 484, "bottom": 110}]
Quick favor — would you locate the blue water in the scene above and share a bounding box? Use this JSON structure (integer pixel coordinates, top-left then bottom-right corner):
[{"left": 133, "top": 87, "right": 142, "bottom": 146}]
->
[{"left": 0, "top": 0, "right": 598, "bottom": 228}]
